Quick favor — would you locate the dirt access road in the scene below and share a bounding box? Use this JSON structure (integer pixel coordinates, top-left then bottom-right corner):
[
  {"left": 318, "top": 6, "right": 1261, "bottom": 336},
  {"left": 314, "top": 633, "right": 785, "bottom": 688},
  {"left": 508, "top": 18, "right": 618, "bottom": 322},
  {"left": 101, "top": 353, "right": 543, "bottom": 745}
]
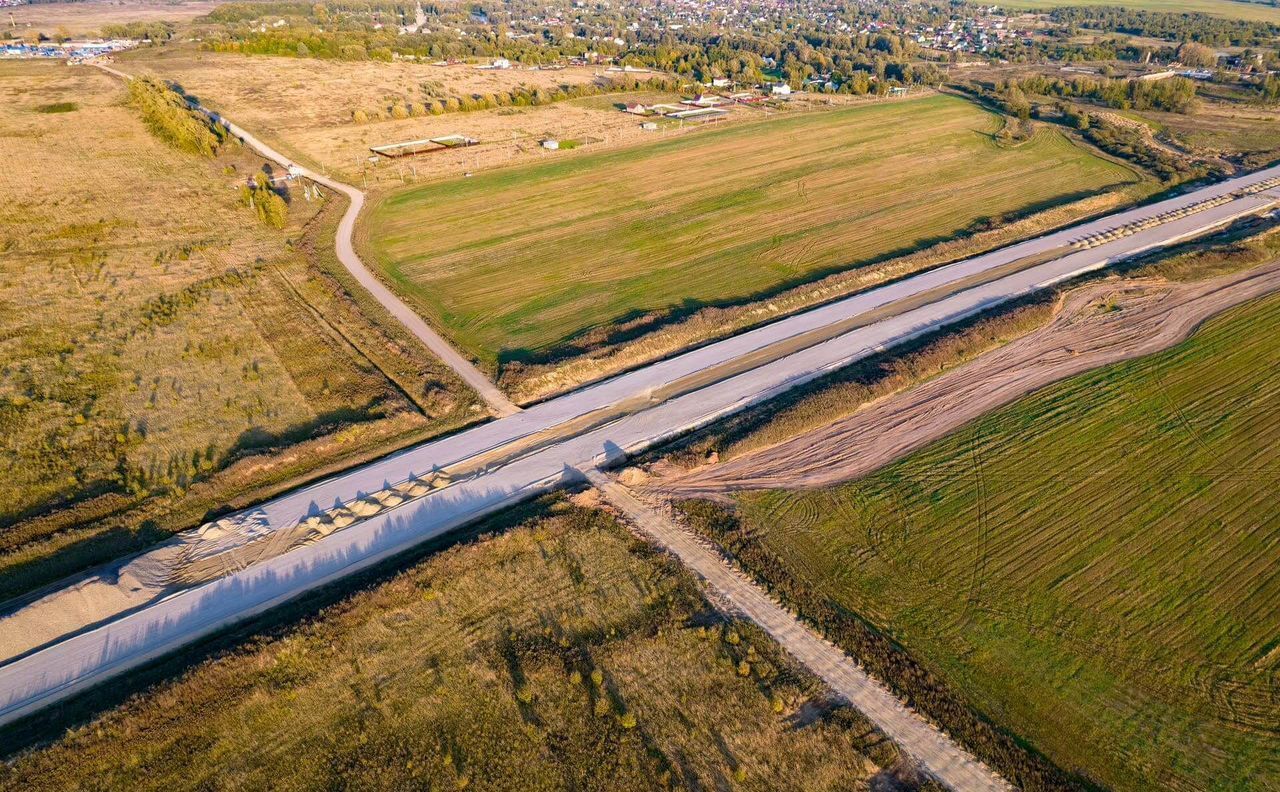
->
[
  {"left": 586, "top": 469, "right": 1012, "bottom": 792},
  {"left": 90, "top": 61, "right": 521, "bottom": 417},
  {"left": 657, "top": 258, "right": 1280, "bottom": 495}
]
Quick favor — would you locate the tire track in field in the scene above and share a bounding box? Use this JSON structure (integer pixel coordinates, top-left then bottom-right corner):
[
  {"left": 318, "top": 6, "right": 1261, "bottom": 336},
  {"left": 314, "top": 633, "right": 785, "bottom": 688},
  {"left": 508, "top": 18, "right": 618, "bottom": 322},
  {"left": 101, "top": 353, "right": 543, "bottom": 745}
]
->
[{"left": 654, "top": 258, "right": 1280, "bottom": 496}]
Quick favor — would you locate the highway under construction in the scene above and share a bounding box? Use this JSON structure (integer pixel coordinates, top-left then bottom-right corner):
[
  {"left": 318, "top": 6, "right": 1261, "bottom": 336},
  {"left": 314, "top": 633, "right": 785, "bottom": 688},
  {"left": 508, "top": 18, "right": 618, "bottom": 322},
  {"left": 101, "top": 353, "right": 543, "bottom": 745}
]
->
[{"left": 4, "top": 78, "right": 1280, "bottom": 788}]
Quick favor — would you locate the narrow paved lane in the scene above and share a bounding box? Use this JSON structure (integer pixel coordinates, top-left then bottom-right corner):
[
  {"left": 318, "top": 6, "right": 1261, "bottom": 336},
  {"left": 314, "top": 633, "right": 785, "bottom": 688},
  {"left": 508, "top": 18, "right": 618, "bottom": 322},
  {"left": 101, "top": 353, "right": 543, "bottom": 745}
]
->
[
  {"left": 90, "top": 61, "right": 521, "bottom": 417},
  {"left": 585, "top": 469, "right": 1012, "bottom": 792},
  {"left": 6, "top": 66, "right": 1279, "bottom": 746}
]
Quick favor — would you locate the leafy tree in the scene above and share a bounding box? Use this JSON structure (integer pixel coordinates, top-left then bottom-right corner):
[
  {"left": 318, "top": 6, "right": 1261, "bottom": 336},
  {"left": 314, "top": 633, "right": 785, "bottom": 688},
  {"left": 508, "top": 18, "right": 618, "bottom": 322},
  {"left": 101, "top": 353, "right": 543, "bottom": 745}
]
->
[
  {"left": 127, "top": 77, "right": 227, "bottom": 157},
  {"left": 239, "top": 173, "right": 288, "bottom": 229}
]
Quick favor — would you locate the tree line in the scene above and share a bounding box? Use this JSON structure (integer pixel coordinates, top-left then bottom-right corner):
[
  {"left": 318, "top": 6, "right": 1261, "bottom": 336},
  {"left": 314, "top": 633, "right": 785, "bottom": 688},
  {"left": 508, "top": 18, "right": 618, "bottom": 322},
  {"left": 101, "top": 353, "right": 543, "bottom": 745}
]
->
[
  {"left": 1004, "top": 73, "right": 1201, "bottom": 114},
  {"left": 1049, "top": 6, "right": 1280, "bottom": 47}
]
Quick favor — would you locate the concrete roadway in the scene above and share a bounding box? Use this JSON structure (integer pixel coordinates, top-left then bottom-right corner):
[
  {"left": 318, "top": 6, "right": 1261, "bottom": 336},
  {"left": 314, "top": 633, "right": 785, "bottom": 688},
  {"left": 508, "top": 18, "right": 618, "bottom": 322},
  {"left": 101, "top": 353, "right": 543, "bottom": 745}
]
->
[{"left": 2, "top": 160, "right": 1277, "bottom": 730}]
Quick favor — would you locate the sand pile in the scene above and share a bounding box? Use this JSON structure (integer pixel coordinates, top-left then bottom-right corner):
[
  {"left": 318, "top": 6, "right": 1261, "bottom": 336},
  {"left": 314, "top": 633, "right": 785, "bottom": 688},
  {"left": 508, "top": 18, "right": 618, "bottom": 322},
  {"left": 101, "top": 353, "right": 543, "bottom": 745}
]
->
[{"left": 0, "top": 472, "right": 444, "bottom": 661}]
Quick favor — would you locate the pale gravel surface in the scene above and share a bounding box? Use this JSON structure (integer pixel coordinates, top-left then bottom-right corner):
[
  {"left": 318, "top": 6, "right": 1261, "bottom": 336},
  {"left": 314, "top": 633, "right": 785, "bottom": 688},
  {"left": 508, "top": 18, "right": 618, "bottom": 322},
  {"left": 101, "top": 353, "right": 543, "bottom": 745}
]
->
[
  {"left": 657, "top": 258, "right": 1280, "bottom": 496},
  {"left": 587, "top": 469, "right": 1012, "bottom": 792}
]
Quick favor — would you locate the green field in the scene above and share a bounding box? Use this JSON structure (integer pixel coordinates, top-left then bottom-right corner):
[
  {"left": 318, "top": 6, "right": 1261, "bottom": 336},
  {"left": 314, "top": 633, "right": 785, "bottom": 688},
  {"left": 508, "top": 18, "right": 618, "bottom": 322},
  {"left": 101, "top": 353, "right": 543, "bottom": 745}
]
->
[
  {"left": 1, "top": 498, "right": 910, "bottom": 791},
  {"left": 722, "top": 292, "right": 1280, "bottom": 790},
  {"left": 1004, "top": 0, "right": 1280, "bottom": 23},
  {"left": 365, "top": 95, "right": 1138, "bottom": 366}
]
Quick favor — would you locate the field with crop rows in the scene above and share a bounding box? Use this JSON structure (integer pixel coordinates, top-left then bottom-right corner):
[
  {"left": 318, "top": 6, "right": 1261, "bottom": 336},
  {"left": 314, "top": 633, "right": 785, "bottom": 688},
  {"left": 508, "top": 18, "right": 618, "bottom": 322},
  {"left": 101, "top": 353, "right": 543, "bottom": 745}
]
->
[
  {"left": 365, "top": 94, "right": 1139, "bottom": 368},
  {"left": 727, "top": 291, "right": 1280, "bottom": 791},
  {"left": 1, "top": 497, "right": 908, "bottom": 791},
  {"left": 0, "top": 61, "right": 472, "bottom": 594}
]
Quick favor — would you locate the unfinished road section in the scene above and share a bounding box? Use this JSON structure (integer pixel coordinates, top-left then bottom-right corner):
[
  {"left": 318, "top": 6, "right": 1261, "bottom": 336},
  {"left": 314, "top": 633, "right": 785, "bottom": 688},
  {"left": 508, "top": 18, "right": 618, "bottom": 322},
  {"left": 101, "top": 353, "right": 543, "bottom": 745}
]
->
[
  {"left": 587, "top": 469, "right": 1012, "bottom": 792},
  {"left": 89, "top": 61, "right": 520, "bottom": 417},
  {"left": 660, "top": 258, "right": 1280, "bottom": 495},
  {"left": 2, "top": 154, "right": 1278, "bottom": 736}
]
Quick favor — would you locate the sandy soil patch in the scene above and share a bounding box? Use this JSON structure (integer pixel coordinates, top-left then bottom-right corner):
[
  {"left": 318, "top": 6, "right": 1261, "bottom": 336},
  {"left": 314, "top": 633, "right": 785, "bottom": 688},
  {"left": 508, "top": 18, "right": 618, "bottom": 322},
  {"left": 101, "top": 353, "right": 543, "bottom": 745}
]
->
[
  {"left": 123, "top": 50, "right": 675, "bottom": 183},
  {"left": 123, "top": 49, "right": 852, "bottom": 186}
]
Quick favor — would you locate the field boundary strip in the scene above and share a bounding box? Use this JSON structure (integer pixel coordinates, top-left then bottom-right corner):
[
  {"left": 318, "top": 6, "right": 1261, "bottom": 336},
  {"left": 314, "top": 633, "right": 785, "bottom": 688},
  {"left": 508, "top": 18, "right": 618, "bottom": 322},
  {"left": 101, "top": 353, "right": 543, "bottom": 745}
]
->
[{"left": 583, "top": 468, "right": 1013, "bottom": 792}]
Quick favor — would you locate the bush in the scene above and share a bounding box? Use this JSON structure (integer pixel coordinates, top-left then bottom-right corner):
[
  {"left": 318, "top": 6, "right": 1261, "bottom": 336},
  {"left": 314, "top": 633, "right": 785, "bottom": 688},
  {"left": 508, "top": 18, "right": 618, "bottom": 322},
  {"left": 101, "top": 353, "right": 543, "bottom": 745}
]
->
[
  {"left": 239, "top": 173, "right": 288, "bottom": 229},
  {"left": 127, "top": 77, "right": 227, "bottom": 157}
]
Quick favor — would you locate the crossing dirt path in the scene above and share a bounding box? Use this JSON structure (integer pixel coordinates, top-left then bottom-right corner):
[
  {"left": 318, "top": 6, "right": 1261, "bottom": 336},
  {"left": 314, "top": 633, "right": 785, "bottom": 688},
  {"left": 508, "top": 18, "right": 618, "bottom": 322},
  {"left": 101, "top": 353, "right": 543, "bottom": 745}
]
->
[
  {"left": 90, "top": 61, "right": 521, "bottom": 417},
  {"left": 585, "top": 469, "right": 1013, "bottom": 792}
]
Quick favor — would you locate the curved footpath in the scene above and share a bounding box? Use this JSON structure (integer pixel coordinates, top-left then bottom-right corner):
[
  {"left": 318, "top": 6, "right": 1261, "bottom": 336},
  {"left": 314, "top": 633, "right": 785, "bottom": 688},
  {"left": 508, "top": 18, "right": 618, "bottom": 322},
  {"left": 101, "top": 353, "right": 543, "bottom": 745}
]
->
[{"left": 91, "top": 62, "right": 521, "bottom": 417}]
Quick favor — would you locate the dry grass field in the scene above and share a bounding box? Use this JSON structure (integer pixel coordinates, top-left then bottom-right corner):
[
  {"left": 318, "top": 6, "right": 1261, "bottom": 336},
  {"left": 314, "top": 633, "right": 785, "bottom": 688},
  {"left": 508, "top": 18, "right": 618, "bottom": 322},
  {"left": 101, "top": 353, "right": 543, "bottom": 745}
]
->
[
  {"left": 0, "top": 60, "right": 475, "bottom": 598},
  {"left": 121, "top": 47, "right": 681, "bottom": 185},
  {"left": 4, "top": 0, "right": 220, "bottom": 36},
  {"left": 0, "top": 496, "right": 917, "bottom": 791},
  {"left": 1003, "top": 0, "right": 1280, "bottom": 23},
  {"left": 364, "top": 94, "right": 1139, "bottom": 370},
  {"left": 701, "top": 286, "right": 1280, "bottom": 791}
]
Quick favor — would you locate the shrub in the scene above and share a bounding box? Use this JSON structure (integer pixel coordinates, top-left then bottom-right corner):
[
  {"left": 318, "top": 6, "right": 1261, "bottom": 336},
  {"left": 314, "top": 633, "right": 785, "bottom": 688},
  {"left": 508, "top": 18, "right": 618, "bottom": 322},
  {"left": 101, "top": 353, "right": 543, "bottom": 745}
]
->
[
  {"left": 239, "top": 173, "right": 288, "bottom": 229},
  {"left": 35, "top": 102, "right": 78, "bottom": 114},
  {"left": 127, "top": 77, "right": 226, "bottom": 157}
]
